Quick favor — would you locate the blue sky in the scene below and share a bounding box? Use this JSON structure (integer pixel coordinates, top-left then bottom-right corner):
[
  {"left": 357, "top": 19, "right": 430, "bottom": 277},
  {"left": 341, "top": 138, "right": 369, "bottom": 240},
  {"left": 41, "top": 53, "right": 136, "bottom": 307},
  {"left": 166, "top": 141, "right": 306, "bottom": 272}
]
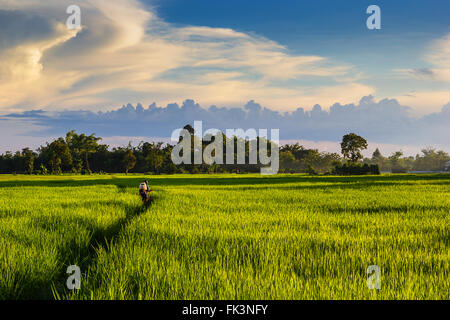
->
[
  {"left": 152, "top": 0, "right": 449, "bottom": 60},
  {"left": 0, "top": 0, "right": 449, "bottom": 154},
  {"left": 151, "top": 0, "right": 450, "bottom": 99},
  {"left": 153, "top": 0, "right": 449, "bottom": 42}
]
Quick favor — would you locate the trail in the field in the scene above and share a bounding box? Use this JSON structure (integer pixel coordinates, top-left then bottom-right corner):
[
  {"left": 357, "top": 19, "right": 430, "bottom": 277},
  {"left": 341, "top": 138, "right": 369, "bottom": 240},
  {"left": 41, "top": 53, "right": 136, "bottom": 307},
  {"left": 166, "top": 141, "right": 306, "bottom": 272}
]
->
[{"left": 54, "top": 186, "right": 150, "bottom": 299}]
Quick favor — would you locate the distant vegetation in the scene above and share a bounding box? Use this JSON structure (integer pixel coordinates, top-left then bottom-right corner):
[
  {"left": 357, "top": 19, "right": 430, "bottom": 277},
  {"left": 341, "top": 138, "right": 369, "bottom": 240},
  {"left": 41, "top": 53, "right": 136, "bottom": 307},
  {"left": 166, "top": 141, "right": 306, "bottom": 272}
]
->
[{"left": 0, "top": 128, "right": 449, "bottom": 175}]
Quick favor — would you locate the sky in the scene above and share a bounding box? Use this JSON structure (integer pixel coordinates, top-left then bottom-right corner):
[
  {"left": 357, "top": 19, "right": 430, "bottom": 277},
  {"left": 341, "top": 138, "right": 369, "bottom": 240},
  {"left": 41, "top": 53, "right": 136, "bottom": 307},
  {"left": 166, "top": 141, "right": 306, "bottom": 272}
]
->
[{"left": 0, "top": 0, "right": 449, "bottom": 155}]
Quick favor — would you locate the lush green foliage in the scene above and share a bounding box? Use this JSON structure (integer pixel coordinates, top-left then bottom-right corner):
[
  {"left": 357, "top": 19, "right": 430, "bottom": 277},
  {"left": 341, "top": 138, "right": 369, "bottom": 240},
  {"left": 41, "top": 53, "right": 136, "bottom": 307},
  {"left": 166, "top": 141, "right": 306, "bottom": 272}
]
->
[
  {"left": 0, "top": 174, "right": 448, "bottom": 300},
  {"left": 340, "top": 133, "right": 368, "bottom": 163},
  {"left": 333, "top": 163, "right": 380, "bottom": 175},
  {"left": 1, "top": 131, "right": 449, "bottom": 175},
  {"left": 366, "top": 148, "right": 450, "bottom": 173}
]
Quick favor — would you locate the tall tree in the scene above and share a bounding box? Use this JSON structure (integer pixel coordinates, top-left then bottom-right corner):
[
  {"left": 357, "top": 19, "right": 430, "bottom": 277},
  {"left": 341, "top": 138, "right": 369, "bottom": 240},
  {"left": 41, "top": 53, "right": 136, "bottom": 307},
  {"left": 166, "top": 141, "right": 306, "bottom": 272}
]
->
[
  {"left": 372, "top": 148, "right": 382, "bottom": 159},
  {"left": 21, "top": 148, "right": 35, "bottom": 174},
  {"left": 279, "top": 151, "right": 297, "bottom": 172},
  {"left": 146, "top": 152, "right": 164, "bottom": 174},
  {"left": 280, "top": 143, "right": 307, "bottom": 160},
  {"left": 40, "top": 138, "right": 72, "bottom": 173},
  {"left": 123, "top": 147, "right": 137, "bottom": 175},
  {"left": 66, "top": 130, "right": 101, "bottom": 173},
  {"left": 388, "top": 151, "right": 410, "bottom": 173},
  {"left": 372, "top": 148, "right": 384, "bottom": 168},
  {"left": 413, "top": 148, "right": 450, "bottom": 171},
  {"left": 340, "top": 133, "right": 368, "bottom": 163}
]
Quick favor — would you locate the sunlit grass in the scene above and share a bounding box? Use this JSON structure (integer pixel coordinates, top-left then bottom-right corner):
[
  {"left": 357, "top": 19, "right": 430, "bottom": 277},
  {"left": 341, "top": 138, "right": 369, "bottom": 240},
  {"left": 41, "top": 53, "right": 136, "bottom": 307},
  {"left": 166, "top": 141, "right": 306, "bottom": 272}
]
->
[{"left": 0, "top": 174, "right": 448, "bottom": 299}]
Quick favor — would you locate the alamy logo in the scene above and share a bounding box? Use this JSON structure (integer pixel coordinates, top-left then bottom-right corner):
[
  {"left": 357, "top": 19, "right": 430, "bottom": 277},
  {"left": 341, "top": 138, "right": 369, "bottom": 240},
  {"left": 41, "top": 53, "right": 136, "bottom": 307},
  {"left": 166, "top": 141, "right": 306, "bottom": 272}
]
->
[
  {"left": 171, "top": 121, "right": 279, "bottom": 175},
  {"left": 366, "top": 265, "right": 381, "bottom": 290},
  {"left": 366, "top": 5, "right": 381, "bottom": 30},
  {"left": 66, "top": 5, "right": 81, "bottom": 30},
  {"left": 66, "top": 265, "right": 81, "bottom": 290}
]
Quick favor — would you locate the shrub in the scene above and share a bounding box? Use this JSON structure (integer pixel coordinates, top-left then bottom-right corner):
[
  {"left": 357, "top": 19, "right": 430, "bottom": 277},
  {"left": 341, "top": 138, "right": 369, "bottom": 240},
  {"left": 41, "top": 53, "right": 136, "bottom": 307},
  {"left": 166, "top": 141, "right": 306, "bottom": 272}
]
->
[
  {"left": 306, "top": 165, "right": 318, "bottom": 175},
  {"left": 40, "top": 165, "right": 48, "bottom": 175},
  {"left": 333, "top": 163, "right": 380, "bottom": 175},
  {"left": 191, "top": 166, "right": 200, "bottom": 174}
]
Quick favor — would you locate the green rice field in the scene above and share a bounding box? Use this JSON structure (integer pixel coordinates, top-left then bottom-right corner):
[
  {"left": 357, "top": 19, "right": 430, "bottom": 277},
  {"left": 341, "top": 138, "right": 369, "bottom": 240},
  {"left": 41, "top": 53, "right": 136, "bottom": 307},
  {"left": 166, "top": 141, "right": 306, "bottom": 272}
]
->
[{"left": 0, "top": 174, "right": 449, "bottom": 300}]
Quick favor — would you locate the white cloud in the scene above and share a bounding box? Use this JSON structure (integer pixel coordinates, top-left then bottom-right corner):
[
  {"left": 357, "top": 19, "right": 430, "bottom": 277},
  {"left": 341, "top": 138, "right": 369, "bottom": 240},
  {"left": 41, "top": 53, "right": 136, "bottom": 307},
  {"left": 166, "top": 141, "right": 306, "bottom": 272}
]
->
[
  {"left": 396, "top": 90, "right": 450, "bottom": 115},
  {"left": 0, "top": 0, "right": 370, "bottom": 113},
  {"left": 423, "top": 34, "right": 450, "bottom": 83},
  {"left": 397, "top": 34, "right": 450, "bottom": 82},
  {"left": 391, "top": 33, "right": 450, "bottom": 113}
]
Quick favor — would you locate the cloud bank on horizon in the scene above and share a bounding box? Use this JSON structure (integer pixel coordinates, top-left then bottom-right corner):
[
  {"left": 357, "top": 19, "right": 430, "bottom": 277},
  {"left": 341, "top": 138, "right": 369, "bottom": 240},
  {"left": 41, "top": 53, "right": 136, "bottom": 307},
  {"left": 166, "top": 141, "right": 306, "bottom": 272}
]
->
[
  {"left": 0, "top": 0, "right": 449, "bottom": 115},
  {"left": 4, "top": 96, "right": 450, "bottom": 149}
]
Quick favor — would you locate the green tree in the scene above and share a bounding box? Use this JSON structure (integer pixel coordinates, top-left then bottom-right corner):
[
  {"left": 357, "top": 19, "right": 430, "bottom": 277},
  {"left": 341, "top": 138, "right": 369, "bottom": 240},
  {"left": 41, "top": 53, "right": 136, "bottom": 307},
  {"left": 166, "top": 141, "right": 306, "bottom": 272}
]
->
[
  {"left": 40, "top": 138, "right": 72, "bottom": 174},
  {"left": 66, "top": 131, "right": 101, "bottom": 173},
  {"left": 372, "top": 148, "right": 384, "bottom": 170},
  {"left": 21, "top": 148, "right": 35, "bottom": 174},
  {"left": 146, "top": 152, "right": 164, "bottom": 174},
  {"left": 49, "top": 156, "right": 62, "bottom": 174},
  {"left": 388, "top": 151, "right": 412, "bottom": 173},
  {"left": 280, "top": 143, "right": 307, "bottom": 160},
  {"left": 40, "top": 164, "right": 48, "bottom": 175},
  {"left": 413, "top": 148, "right": 450, "bottom": 171},
  {"left": 340, "top": 133, "right": 368, "bottom": 163},
  {"left": 279, "top": 151, "right": 297, "bottom": 172},
  {"left": 123, "top": 147, "right": 137, "bottom": 175}
]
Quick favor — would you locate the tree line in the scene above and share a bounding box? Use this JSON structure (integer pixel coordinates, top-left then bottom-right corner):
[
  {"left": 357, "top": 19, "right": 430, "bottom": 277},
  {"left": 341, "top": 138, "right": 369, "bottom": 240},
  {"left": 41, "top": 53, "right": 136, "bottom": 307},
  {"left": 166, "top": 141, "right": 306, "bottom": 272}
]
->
[{"left": 0, "top": 128, "right": 449, "bottom": 175}]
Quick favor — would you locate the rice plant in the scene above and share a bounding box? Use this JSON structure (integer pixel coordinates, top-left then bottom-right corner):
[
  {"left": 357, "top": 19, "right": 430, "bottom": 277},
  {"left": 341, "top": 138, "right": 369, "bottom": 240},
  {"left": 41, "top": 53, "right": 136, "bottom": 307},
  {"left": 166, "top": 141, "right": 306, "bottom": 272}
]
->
[{"left": 0, "top": 174, "right": 448, "bottom": 299}]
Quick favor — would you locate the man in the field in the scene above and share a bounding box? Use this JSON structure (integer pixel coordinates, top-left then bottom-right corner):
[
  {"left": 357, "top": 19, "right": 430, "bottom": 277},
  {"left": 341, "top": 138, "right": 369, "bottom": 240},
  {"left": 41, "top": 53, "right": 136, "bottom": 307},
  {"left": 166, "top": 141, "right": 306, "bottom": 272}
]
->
[{"left": 139, "top": 180, "right": 150, "bottom": 203}]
